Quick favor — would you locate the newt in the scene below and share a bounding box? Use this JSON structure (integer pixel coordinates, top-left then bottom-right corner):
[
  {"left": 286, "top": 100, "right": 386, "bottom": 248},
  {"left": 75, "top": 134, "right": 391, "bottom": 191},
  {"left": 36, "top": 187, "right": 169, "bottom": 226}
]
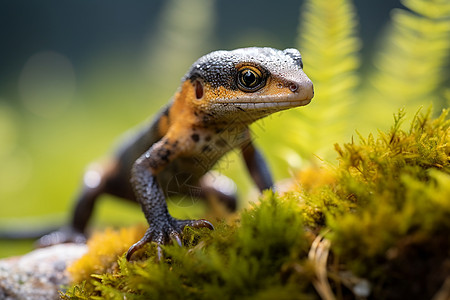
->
[{"left": 37, "top": 47, "right": 314, "bottom": 260}]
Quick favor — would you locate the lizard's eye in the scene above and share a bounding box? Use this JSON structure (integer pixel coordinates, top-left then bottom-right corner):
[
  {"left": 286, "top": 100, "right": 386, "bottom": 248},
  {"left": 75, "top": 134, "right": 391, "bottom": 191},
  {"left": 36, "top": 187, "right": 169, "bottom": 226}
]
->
[{"left": 237, "top": 66, "right": 265, "bottom": 92}]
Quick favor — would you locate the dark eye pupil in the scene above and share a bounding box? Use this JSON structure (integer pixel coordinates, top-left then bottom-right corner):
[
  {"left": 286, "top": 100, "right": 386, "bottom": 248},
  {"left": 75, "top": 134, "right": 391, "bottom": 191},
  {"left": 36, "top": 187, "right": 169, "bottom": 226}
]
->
[
  {"left": 242, "top": 70, "right": 256, "bottom": 86},
  {"left": 237, "top": 68, "right": 265, "bottom": 92}
]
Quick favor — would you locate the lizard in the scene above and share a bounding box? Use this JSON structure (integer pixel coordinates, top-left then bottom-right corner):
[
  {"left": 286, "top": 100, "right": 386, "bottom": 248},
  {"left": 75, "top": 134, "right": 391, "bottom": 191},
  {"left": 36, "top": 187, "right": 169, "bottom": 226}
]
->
[{"left": 36, "top": 47, "right": 314, "bottom": 260}]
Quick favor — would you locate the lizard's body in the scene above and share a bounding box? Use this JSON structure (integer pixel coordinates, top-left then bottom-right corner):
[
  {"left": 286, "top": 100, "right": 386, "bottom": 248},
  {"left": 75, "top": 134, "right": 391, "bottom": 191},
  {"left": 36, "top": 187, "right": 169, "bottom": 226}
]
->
[{"left": 37, "top": 47, "right": 314, "bottom": 259}]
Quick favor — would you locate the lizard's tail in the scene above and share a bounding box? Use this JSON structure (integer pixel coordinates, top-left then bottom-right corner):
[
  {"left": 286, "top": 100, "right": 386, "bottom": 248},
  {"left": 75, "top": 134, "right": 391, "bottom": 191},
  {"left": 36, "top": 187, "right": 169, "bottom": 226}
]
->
[
  {"left": 0, "top": 226, "right": 60, "bottom": 240},
  {"left": 0, "top": 214, "right": 64, "bottom": 240}
]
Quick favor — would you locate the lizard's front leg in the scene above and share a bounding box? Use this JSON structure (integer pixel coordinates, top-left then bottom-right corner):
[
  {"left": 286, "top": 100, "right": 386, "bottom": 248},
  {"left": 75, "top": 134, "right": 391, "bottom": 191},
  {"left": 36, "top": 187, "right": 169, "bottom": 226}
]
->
[{"left": 126, "top": 138, "right": 213, "bottom": 261}]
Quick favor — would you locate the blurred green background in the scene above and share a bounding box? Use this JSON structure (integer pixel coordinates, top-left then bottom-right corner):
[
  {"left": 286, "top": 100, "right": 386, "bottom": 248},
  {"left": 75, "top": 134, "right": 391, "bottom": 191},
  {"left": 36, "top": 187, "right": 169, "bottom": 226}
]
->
[{"left": 0, "top": 0, "right": 449, "bottom": 258}]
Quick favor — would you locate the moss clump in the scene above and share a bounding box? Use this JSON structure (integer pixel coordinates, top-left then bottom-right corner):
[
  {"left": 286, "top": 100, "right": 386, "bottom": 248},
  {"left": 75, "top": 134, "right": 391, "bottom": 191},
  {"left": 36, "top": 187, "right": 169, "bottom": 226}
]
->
[
  {"left": 63, "top": 109, "right": 450, "bottom": 300},
  {"left": 67, "top": 225, "right": 147, "bottom": 284},
  {"left": 63, "top": 193, "right": 315, "bottom": 299},
  {"left": 326, "top": 109, "right": 450, "bottom": 299}
]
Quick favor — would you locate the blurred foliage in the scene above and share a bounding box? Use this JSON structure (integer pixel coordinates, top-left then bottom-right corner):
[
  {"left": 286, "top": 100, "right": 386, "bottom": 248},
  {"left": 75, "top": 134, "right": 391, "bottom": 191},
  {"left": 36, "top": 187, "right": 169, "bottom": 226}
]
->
[
  {"left": 253, "top": 0, "right": 360, "bottom": 168},
  {"left": 63, "top": 109, "right": 449, "bottom": 299},
  {"left": 295, "top": 0, "right": 360, "bottom": 159},
  {"left": 258, "top": 0, "right": 450, "bottom": 164},
  {"left": 146, "top": 0, "right": 216, "bottom": 91},
  {"left": 1, "top": 0, "right": 450, "bottom": 261},
  {"left": 362, "top": 0, "right": 450, "bottom": 127}
]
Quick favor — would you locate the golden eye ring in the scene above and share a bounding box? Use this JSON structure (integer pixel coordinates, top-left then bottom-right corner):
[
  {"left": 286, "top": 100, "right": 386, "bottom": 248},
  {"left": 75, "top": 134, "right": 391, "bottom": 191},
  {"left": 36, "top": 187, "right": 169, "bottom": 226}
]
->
[{"left": 237, "top": 66, "right": 265, "bottom": 92}]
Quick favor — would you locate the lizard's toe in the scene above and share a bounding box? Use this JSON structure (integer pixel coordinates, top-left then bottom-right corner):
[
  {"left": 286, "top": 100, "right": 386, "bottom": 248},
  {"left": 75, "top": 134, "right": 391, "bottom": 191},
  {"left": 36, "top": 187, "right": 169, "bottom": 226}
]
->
[
  {"left": 126, "top": 230, "right": 153, "bottom": 261},
  {"left": 126, "top": 218, "right": 214, "bottom": 261},
  {"left": 126, "top": 227, "right": 178, "bottom": 261},
  {"left": 170, "top": 231, "right": 183, "bottom": 247}
]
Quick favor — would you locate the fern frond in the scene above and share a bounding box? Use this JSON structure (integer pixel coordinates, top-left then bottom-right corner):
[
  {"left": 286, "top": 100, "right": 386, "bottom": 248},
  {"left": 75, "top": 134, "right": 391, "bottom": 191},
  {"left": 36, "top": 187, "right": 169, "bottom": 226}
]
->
[
  {"left": 251, "top": 0, "right": 360, "bottom": 176},
  {"left": 146, "top": 0, "right": 216, "bottom": 93},
  {"left": 292, "top": 0, "right": 361, "bottom": 160},
  {"left": 364, "top": 0, "right": 450, "bottom": 124}
]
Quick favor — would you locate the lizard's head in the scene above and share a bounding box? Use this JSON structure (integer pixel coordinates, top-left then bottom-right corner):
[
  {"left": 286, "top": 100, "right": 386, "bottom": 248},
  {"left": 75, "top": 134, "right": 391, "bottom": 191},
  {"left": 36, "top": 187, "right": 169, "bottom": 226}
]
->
[{"left": 181, "top": 47, "right": 314, "bottom": 124}]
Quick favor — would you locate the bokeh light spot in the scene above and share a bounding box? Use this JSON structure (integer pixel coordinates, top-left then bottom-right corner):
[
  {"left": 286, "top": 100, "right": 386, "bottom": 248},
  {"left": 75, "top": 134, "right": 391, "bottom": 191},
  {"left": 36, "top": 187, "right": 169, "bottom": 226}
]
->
[
  {"left": 18, "top": 51, "right": 76, "bottom": 118},
  {"left": 84, "top": 169, "right": 102, "bottom": 189}
]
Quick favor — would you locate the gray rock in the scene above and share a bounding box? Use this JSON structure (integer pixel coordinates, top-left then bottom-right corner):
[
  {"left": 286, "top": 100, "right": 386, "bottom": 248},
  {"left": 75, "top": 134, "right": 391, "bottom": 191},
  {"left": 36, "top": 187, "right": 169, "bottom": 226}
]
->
[{"left": 0, "top": 244, "right": 88, "bottom": 300}]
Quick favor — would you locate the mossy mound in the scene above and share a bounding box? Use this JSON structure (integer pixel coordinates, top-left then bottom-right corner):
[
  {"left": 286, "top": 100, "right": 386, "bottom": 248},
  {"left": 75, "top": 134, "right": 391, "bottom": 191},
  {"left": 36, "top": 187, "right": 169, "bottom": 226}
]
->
[{"left": 63, "top": 109, "right": 450, "bottom": 300}]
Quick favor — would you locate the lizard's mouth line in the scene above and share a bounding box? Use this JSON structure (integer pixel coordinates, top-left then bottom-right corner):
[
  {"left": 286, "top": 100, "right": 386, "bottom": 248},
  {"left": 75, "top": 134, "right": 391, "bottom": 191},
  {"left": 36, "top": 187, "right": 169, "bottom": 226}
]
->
[
  {"left": 226, "top": 97, "right": 312, "bottom": 109},
  {"left": 211, "top": 92, "right": 314, "bottom": 113},
  {"left": 220, "top": 93, "right": 313, "bottom": 109},
  {"left": 230, "top": 99, "right": 311, "bottom": 110}
]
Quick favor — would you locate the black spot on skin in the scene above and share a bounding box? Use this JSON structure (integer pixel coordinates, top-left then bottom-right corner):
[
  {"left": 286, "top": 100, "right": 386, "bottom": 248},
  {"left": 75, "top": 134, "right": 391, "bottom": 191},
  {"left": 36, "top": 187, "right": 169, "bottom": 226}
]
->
[
  {"left": 202, "top": 145, "right": 211, "bottom": 152},
  {"left": 191, "top": 134, "right": 200, "bottom": 142},
  {"left": 156, "top": 147, "right": 172, "bottom": 162},
  {"left": 194, "top": 111, "right": 199, "bottom": 117},
  {"left": 205, "top": 135, "right": 211, "bottom": 142},
  {"left": 236, "top": 107, "right": 245, "bottom": 112}
]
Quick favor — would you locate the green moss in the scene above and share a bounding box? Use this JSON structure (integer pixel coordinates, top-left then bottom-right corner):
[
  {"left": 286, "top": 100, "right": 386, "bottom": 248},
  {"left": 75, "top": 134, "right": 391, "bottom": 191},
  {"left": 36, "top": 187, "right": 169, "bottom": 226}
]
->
[
  {"left": 329, "top": 109, "right": 450, "bottom": 260},
  {"left": 63, "top": 192, "right": 314, "bottom": 299},
  {"left": 306, "top": 109, "right": 450, "bottom": 298},
  {"left": 62, "top": 109, "right": 449, "bottom": 299}
]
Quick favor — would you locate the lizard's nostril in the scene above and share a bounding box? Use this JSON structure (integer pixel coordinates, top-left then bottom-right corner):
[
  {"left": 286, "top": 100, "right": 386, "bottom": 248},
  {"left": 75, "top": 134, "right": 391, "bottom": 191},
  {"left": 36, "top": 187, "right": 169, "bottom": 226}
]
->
[{"left": 289, "top": 82, "right": 298, "bottom": 93}]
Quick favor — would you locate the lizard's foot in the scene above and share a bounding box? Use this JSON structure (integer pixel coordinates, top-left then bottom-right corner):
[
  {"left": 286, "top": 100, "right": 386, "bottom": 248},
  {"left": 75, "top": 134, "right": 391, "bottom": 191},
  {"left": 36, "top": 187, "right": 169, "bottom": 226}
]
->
[
  {"left": 126, "top": 218, "right": 214, "bottom": 261},
  {"left": 36, "top": 226, "right": 86, "bottom": 248}
]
